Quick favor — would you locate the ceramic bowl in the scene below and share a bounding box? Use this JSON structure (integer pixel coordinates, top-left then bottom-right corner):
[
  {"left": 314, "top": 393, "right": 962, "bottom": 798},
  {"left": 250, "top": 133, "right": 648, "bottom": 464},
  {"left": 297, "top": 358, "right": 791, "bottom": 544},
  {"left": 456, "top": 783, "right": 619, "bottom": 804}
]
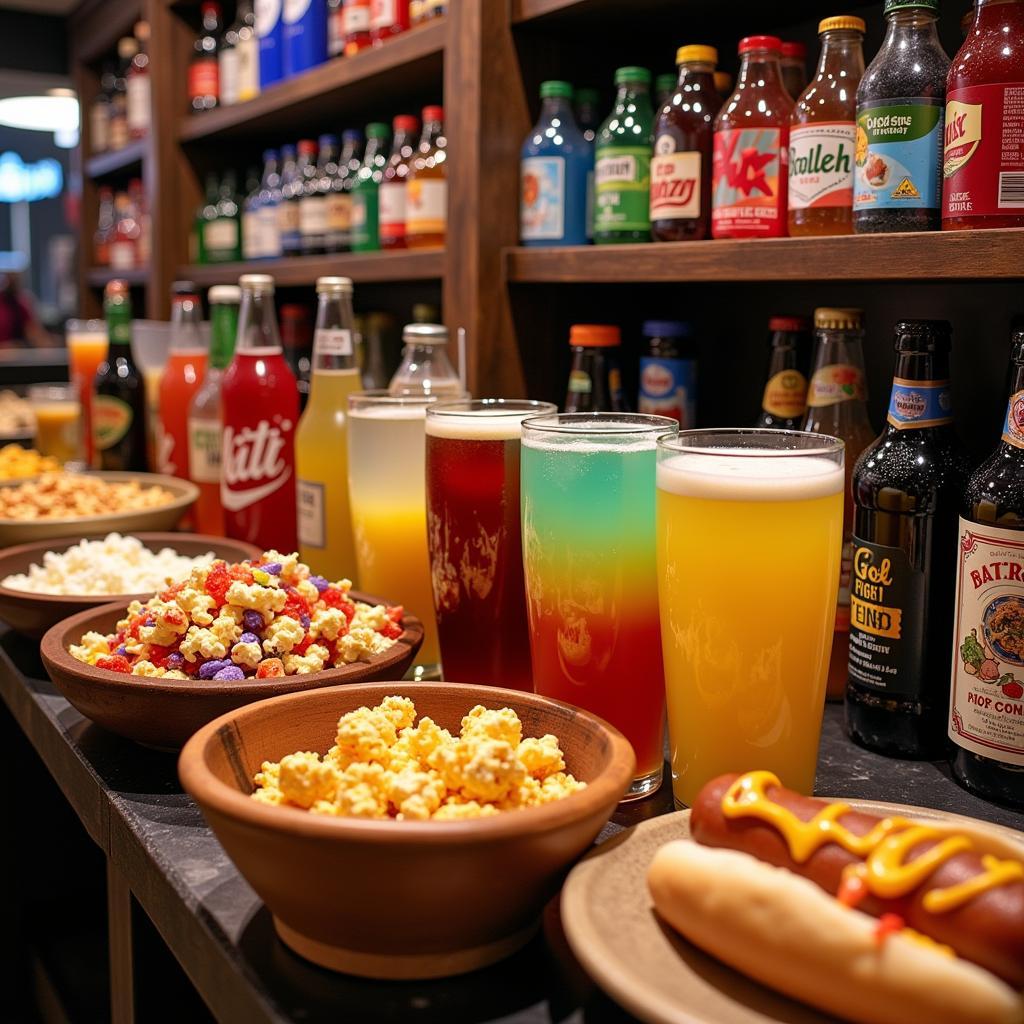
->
[
  {"left": 0, "top": 471, "right": 199, "bottom": 546},
  {"left": 0, "top": 533, "right": 262, "bottom": 638},
  {"left": 178, "top": 681, "right": 636, "bottom": 980},
  {"left": 39, "top": 597, "right": 424, "bottom": 749}
]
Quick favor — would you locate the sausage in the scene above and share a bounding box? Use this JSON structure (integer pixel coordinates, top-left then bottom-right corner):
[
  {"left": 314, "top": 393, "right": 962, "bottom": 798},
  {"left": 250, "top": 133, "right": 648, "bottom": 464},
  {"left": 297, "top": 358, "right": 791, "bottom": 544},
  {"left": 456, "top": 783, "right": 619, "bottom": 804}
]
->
[{"left": 690, "top": 773, "right": 1024, "bottom": 988}]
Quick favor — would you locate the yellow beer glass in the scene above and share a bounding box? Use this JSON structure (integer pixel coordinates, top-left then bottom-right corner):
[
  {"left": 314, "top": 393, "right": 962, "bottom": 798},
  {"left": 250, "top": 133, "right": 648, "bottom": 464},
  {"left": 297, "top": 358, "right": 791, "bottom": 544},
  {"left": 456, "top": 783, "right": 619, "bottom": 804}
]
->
[{"left": 656, "top": 428, "right": 844, "bottom": 807}]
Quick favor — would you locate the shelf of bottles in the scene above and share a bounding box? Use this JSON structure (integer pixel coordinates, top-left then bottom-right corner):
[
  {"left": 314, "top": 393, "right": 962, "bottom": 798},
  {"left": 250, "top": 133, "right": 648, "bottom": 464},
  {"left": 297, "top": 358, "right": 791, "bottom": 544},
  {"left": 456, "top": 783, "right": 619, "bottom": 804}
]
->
[{"left": 86, "top": 20, "right": 150, "bottom": 162}]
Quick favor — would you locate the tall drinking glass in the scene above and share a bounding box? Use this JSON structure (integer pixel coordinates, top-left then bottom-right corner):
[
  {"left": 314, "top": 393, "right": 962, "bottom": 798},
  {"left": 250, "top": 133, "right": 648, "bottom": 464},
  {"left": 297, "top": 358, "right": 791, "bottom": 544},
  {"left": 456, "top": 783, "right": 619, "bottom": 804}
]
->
[
  {"left": 347, "top": 391, "right": 451, "bottom": 677},
  {"left": 28, "top": 384, "right": 80, "bottom": 465},
  {"left": 426, "top": 399, "right": 556, "bottom": 689},
  {"left": 521, "top": 412, "right": 678, "bottom": 800},
  {"left": 66, "top": 318, "right": 107, "bottom": 465},
  {"left": 656, "top": 429, "right": 844, "bottom": 808}
]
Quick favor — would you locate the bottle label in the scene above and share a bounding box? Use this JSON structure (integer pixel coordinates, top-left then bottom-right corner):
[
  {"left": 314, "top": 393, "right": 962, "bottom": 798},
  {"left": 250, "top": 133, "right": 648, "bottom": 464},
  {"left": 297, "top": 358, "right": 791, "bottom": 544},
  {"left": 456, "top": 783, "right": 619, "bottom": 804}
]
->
[
  {"left": 379, "top": 181, "right": 408, "bottom": 239},
  {"left": 594, "top": 146, "right": 651, "bottom": 233},
  {"left": 370, "top": 0, "right": 399, "bottom": 29},
  {"left": 188, "top": 60, "right": 219, "bottom": 101},
  {"left": 256, "top": 0, "right": 282, "bottom": 33},
  {"left": 806, "top": 363, "right": 866, "bottom": 407},
  {"left": 944, "top": 84, "right": 1024, "bottom": 221},
  {"left": 237, "top": 37, "right": 260, "bottom": 101},
  {"left": 949, "top": 519, "right": 1024, "bottom": 766},
  {"left": 278, "top": 201, "right": 300, "bottom": 233},
  {"left": 314, "top": 328, "right": 352, "bottom": 356},
  {"left": 568, "top": 369, "right": 591, "bottom": 395},
  {"left": 854, "top": 98, "right": 943, "bottom": 212},
  {"left": 761, "top": 369, "right": 808, "bottom": 419},
  {"left": 407, "top": 179, "right": 447, "bottom": 235},
  {"left": 283, "top": 0, "right": 312, "bottom": 23},
  {"left": 188, "top": 418, "right": 221, "bottom": 483},
  {"left": 257, "top": 205, "right": 281, "bottom": 257},
  {"left": 90, "top": 104, "right": 109, "bottom": 152},
  {"left": 848, "top": 538, "right": 928, "bottom": 697},
  {"left": 638, "top": 356, "right": 696, "bottom": 427},
  {"left": 221, "top": 419, "right": 293, "bottom": 511},
  {"left": 109, "top": 241, "right": 136, "bottom": 270},
  {"left": 343, "top": 4, "right": 371, "bottom": 32},
  {"left": 886, "top": 377, "right": 952, "bottom": 429},
  {"left": 1001, "top": 389, "right": 1024, "bottom": 449},
  {"left": 220, "top": 48, "right": 239, "bottom": 106},
  {"left": 127, "top": 76, "right": 150, "bottom": 133},
  {"left": 297, "top": 478, "right": 325, "bottom": 548},
  {"left": 242, "top": 210, "right": 260, "bottom": 259},
  {"left": 649, "top": 141, "right": 701, "bottom": 221},
  {"left": 205, "top": 219, "right": 238, "bottom": 252},
  {"left": 93, "top": 395, "right": 134, "bottom": 451},
  {"left": 299, "top": 195, "right": 327, "bottom": 235},
  {"left": 711, "top": 127, "right": 786, "bottom": 237},
  {"left": 520, "top": 156, "right": 566, "bottom": 241},
  {"left": 326, "top": 192, "right": 352, "bottom": 233},
  {"left": 789, "top": 121, "right": 856, "bottom": 210}
]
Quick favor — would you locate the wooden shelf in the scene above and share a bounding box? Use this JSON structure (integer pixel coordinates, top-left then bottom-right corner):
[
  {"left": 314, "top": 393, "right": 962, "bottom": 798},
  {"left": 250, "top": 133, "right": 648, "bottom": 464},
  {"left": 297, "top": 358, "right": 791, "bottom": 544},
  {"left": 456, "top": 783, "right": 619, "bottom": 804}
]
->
[
  {"left": 84, "top": 139, "right": 147, "bottom": 180},
  {"left": 505, "top": 229, "right": 1024, "bottom": 283},
  {"left": 177, "top": 20, "right": 447, "bottom": 143},
  {"left": 180, "top": 249, "right": 445, "bottom": 287},
  {"left": 86, "top": 266, "right": 149, "bottom": 288}
]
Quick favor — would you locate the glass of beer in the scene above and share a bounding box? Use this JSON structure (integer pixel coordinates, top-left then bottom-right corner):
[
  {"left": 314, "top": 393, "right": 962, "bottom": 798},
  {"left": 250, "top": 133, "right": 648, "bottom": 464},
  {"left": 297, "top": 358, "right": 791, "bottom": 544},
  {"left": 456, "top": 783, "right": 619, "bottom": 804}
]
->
[
  {"left": 27, "top": 384, "right": 80, "bottom": 465},
  {"left": 426, "top": 398, "right": 556, "bottom": 689},
  {"left": 656, "top": 428, "right": 845, "bottom": 807},
  {"left": 521, "top": 412, "right": 678, "bottom": 800},
  {"left": 66, "top": 318, "right": 107, "bottom": 465}
]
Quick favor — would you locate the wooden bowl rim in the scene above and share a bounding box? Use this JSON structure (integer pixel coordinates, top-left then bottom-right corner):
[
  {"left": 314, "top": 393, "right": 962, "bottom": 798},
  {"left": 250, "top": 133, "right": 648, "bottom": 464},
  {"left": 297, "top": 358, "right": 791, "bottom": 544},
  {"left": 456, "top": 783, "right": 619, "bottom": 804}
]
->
[
  {"left": 0, "top": 533, "right": 263, "bottom": 608},
  {"left": 178, "top": 680, "right": 637, "bottom": 842},
  {"left": 40, "top": 593, "right": 425, "bottom": 697}
]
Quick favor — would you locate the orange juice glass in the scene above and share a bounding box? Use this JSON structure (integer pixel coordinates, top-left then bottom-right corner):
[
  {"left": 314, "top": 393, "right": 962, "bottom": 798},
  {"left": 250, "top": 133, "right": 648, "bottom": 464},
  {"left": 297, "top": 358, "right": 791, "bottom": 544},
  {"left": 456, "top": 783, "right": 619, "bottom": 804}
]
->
[
  {"left": 66, "top": 319, "right": 108, "bottom": 465},
  {"left": 28, "top": 384, "right": 80, "bottom": 465}
]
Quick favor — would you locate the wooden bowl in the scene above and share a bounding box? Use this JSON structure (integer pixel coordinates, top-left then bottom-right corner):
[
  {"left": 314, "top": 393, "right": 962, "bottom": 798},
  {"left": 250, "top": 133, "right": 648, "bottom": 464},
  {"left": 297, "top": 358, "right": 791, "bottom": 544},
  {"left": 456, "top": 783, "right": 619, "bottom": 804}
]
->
[
  {"left": 0, "top": 471, "right": 199, "bottom": 546},
  {"left": 178, "top": 681, "right": 636, "bottom": 979},
  {"left": 39, "top": 597, "right": 424, "bottom": 750},
  {"left": 0, "top": 533, "right": 262, "bottom": 638}
]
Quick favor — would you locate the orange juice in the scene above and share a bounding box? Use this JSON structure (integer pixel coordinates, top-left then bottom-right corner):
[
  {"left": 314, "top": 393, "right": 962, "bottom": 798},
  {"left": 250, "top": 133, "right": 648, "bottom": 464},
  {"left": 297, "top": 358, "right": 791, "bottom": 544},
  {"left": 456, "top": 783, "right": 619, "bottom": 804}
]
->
[
  {"left": 29, "top": 384, "right": 80, "bottom": 464},
  {"left": 66, "top": 321, "right": 108, "bottom": 464}
]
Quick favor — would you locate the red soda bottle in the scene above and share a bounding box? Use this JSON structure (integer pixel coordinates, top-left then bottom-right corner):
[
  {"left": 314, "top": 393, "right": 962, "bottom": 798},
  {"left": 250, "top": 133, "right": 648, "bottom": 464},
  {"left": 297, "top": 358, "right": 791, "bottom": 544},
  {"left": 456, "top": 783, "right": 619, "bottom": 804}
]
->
[{"left": 220, "top": 273, "right": 299, "bottom": 551}]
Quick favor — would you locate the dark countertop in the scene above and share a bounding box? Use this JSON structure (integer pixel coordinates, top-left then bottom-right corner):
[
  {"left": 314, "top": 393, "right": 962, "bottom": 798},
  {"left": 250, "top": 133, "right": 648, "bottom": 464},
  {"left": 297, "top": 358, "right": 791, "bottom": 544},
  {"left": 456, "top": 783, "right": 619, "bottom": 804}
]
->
[{"left": 2, "top": 621, "right": 1022, "bottom": 1024}]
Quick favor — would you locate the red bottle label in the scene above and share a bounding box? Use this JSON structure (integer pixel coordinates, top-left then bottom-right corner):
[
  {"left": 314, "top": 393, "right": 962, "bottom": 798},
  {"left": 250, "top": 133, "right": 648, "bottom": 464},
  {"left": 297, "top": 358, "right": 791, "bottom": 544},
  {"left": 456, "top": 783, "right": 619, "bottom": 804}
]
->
[
  {"left": 188, "top": 60, "right": 219, "bottom": 101},
  {"left": 711, "top": 126, "right": 788, "bottom": 238},
  {"left": 943, "top": 83, "right": 1024, "bottom": 221}
]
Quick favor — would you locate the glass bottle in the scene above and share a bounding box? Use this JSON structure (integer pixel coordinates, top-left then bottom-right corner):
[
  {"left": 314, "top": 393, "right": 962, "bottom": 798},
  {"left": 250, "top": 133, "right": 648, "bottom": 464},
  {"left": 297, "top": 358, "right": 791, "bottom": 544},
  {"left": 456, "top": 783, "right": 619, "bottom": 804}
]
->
[
  {"left": 564, "top": 324, "right": 627, "bottom": 413},
  {"left": 326, "top": 129, "right": 364, "bottom": 253},
  {"left": 301, "top": 134, "right": 337, "bottom": 256},
  {"left": 284, "top": 140, "right": 315, "bottom": 257},
  {"left": 574, "top": 87, "right": 601, "bottom": 143},
  {"left": 108, "top": 37, "right": 135, "bottom": 150},
  {"left": 789, "top": 17, "right": 865, "bottom": 237},
  {"left": 205, "top": 171, "right": 241, "bottom": 263},
  {"left": 327, "top": 0, "right": 345, "bottom": 58},
  {"left": 651, "top": 45, "right": 722, "bottom": 242},
  {"left": 90, "top": 63, "right": 114, "bottom": 154},
  {"left": 594, "top": 66, "right": 654, "bottom": 244},
  {"left": 637, "top": 320, "right": 697, "bottom": 427},
  {"left": 195, "top": 173, "right": 218, "bottom": 264},
  {"left": 279, "top": 303, "right": 313, "bottom": 411},
  {"left": 255, "top": 148, "right": 282, "bottom": 259},
  {"left": 380, "top": 114, "right": 420, "bottom": 250},
  {"left": 242, "top": 166, "right": 262, "bottom": 260},
  {"left": 127, "top": 21, "right": 150, "bottom": 139},
  {"left": 950, "top": 326, "right": 1024, "bottom": 808},
  {"left": 754, "top": 315, "right": 812, "bottom": 429},
  {"left": 780, "top": 40, "right": 808, "bottom": 100},
  {"left": 370, "top": 0, "right": 409, "bottom": 44},
  {"left": 109, "top": 191, "right": 140, "bottom": 270},
  {"left": 343, "top": 0, "right": 372, "bottom": 55},
  {"left": 189, "top": 1, "right": 222, "bottom": 112},
  {"left": 655, "top": 73, "right": 676, "bottom": 111},
  {"left": 94, "top": 187, "right": 115, "bottom": 266},
  {"left": 351, "top": 122, "right": 390, "bottom": 252},
  {"left": 847, "top": 320, "right": 968, "bottom": 757},
  {"left": 359, "top": 312, "right": 391, "bottom": 388},
  {"left": 389, "top": 323, "right": 461, "bottom": 395},
  {"left": 854, "top": 0, "right": 949, "bottom": 234},
  {"left": 405, "top": 105, "right": 447, "bottom": 248},
  {"left": 712, "top": 36, "right": 793, "bottom": 238},
  {"left": 520, "top": 81, "right": 592, "bottom": 247},
  {"left": 275, "top": 144, "right": 299, "bottom": 257},
  {"left": 803, "top": 308, "right": 877, "bottom": 701}
]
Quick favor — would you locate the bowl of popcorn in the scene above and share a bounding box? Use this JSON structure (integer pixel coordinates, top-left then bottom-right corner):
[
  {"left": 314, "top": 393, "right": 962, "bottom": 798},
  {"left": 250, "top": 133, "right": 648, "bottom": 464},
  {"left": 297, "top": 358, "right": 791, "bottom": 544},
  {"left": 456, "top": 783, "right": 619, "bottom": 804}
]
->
[
  {"left": 178, "top": 683, "right": 635, "bottom": 980},
  {"left": 0, "top": 532, "right": 262, "bottom": 638},
  {"left": 40, "top": 551, "right": 424, "bottom": 749},
  {"left": 0, "top": 443, "right": 59, "bottom": 480},
  {"left": 0, "top": 470, "right": 198, "bottom": 545}
]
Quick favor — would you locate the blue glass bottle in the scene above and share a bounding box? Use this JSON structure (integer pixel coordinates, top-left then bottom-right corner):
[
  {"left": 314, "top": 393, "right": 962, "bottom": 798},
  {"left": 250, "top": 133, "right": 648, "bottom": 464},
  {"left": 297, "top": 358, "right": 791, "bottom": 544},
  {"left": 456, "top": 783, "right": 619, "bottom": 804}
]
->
[
  {"left": 256, "top": 0, "right": 284, "bottom": 87},
  {"left": 520, "top": 80, "right": 592, "bottom": 247},
  {"left": 283, "top": 0, "right": 327, "bottom": 76}
]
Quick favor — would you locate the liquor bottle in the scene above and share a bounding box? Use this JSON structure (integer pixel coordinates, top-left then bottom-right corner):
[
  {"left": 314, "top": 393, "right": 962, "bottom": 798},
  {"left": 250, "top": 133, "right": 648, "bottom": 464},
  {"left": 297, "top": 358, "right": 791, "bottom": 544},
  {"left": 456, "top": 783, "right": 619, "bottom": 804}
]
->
[
  {"left": 280, "top": 303, "right": 313, "bottom": 410},
  {"left": 405, "top": 106, "right": 447, "bottom": 248},
  {"left": 755, "top": 315, "right": 811, "bottom": 429},
  {"left": 326, "top": 129, "right": 363, "bottom": 253},
  {"left": 129, "top": 177, "right": 150, "bottom": 267},
  {"left": 94, "top": 187, "right": 115, "bottom": 266},
  {"left": 327, "top": 0, "right": 345, "bottom": 58},
  {"left": 189, "top": 2, "right": 222, "bottom": 112},
  {"left": 189, "top": 284, "right": 240, "bottom": 536},
  {"left": 109, "top": 191, "right": 140, "bottom": 270},
  {"left": 351, "top": 122, "right": 390, "bottom": 251},
  {"left": 370, "top": 0, "right": 409, "bottom": 44},
  {"left": 846, "top": 319, "right": 968, "bottom": 757},
  {"left": 804, "top": 308, "right": 876, "bottom": 700},
  {"left": 242, "top": 167, "right": 263, "bottom": 260},
  {"left": 949, "top": 326, "right": 1024, "bottom": 808},
  {"left": 204, "top": 171, "right": 241, "bottom": 263},
  {"left": 343, "top": 0, "right": 372, "bottom": 55},
  {"left": 256, "top": 0, "right": 284, "bottom": 89},
  {"left": 256, "top": 148, "right": 283, "bottom": 259},
  {"left": 379, "top": 115, "right": 419, "bottom": 250},
  {"left": 90, "top": 63, "right": 114, "bottom": 154},
  {"left": 220, "top": 274, "right": 299, "bottom": 551},
  {"left": 300, "top": 134, "right": 337, "bottom": 256},
  {"left": 296, "top": 276, "right": 362, "bottom": 579},
  {"left": 359, "top": 312, "right": 391, "bottom": 387},
  {"left": 283, "top": 140, "right": 315, "bottom": 257},
  {"left": 196, "top": 173, "right": 219, "bottom": 265},
  {"left": 284, "top": 0, "right": 327, "bottom": 74},
  {"left": 127, "top": 21, "right": 151, "bottom": 139},
  {"left": 109, "top": 37, "right": 136, "bottom": 150},
  {"left": 93, "top": 280, "right": 147, "bottom": 471},
  {"left": 219, "top": 3, "right": 241, "bottom": 106},
  {"left": 563, "top": 324, "right": 628, "bottom": 412}
]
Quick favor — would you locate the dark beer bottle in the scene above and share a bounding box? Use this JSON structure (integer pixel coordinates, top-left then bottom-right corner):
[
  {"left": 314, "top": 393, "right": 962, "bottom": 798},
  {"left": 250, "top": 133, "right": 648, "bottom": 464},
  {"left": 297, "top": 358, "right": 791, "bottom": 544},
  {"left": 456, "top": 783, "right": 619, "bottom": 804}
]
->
[
  {"left": 846, "top": 320, "right": 968, "bottom": 757},
  {"left": 949, "top": 327, "right": 1024, "bottom": 808},
  {"left": 93, "top": 279, "right": 147, "bottom": 471},
  {"left": 754, "top": 315, "right": 811, "bottom": 429}
]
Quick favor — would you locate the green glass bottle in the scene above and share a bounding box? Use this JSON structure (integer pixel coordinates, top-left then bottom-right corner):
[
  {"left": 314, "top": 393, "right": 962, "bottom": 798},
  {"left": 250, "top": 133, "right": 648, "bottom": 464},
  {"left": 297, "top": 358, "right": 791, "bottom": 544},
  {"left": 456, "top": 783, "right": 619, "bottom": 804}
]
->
[
  {"left": 351, "top": 122, "right": 390, "bottom": 252},
  {"left": 594, "top": 66, "right": 654, "bottom": 244}
]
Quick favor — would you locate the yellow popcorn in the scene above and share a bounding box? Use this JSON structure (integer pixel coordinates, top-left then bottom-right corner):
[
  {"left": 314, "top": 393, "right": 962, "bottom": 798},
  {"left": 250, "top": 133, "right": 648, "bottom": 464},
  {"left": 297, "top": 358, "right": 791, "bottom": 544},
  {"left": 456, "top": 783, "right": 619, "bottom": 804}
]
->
[
  {"left": 392, "top": 716, "right": 454, "bottom": 766},
  {"left": 225, "top": 580, "right": 288, "bottom": 615},
  {"left": 516, "top": 734, "right": 565, "bottom": 779},
  {"left": 335, "top": 626, "right": 391, "bottom": 663},
  {"left": 540, "top": 772, "right": 587, "bottom": 802},
  {"left": 330, "top": 706, "right": 398, "bottom": 768},
  {"left": 70, "top": 630, "right": 112, "bottom": 663},
  {"left": 282, "top": 644, "right": 329, "bottom": 675},
  {"left": 432, "top": 799, "right": 500, "bottom": 821},
  {"left": 386, "top": 766, "right": 446, "bottom": 820},
  {"left": 461, "top": 705, "right": 523, "bottom": 748},
  {"left": 261, "top": 616, "right": 306, "bottom": 655},
  {"left": 260, "top": 549, "right": 304, "bottom": 584},
  {"left": 277, "top": 751, "right": 339, "bottom": 808},
  {"left": 295, "top": 578, "right": 320, "bottom": 603},
  {"left": 130, "top": 660, "right": 163, "bottom": 678},
  {"left": 179, "top": 626, "right": 228, "bottom": 663},
  {"left": 377, "top": 695, "right": 416, "bottom": 731},
  {"left": 309, "top": 606, "right": 347, "bottom": 642},
  {"left": 175, "top": 587, "right": 217, "bottom": 627},
  {"left": 333, "top": 762, "right": 389, "bottom": 818},
  {"left": 231, "top": 640, "right": 263, "bottom": 670},
  {"left": 210, "top": 613, "right": 243, "bottom": 647},
  {"left": 438, "top": 737, "right": 526, "bottom": 804},
  {"left": 354, "top": 603, "right": 388, "bottom": 631}
]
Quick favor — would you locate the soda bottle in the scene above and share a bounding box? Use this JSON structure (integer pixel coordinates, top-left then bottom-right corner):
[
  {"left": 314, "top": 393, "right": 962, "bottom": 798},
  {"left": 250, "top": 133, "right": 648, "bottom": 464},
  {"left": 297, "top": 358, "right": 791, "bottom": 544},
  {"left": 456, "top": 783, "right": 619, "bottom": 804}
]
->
[
  {"left": 351, "top": 122, "right": 390, "bottom": 252},
  {"left": 188, "top": 285, "right": 239, "bottom": 536},
  {"left": 780, "top": 41, "right": 808, "bottom": 100},
  {"left": 93, "top": 280, "right": 147, "bottom": 471},
  {"left": 564, "top": 324, "right": 627, "bottom": 413},
  {"left": 389, "top": 323, "right": 462, "bottom": 396},
  {"left": 406, "top": 106, "right": 447, "bottom": 248},
  {"left": 280, "top": 303, "right": 313, "bottom": 411},
  {"left": 296, "top": 277, "right": 363, "bottom": 580},
  {"left": 380, "top": 114, "right": 420, "bottom": 250},
  {"left": 158, "top": 282, "right": 208, "bottom": 484},
  {"left": 637, "top": 320, "right": 697, "bottom": 426},
  {"left": 220, "top": 274, "right": 299, "bottom": 551},
  {"left": 754, "top": 315, "right": 811, "bottom": 429},
  {"left": 370, "top": 0, "right": 409, "bottom": 44},
  {"left": 326, "top": 129, "right": 363, "bottom": 253},
  {"left": 189, "top": 2, "right": 221, "bottom": 112}
]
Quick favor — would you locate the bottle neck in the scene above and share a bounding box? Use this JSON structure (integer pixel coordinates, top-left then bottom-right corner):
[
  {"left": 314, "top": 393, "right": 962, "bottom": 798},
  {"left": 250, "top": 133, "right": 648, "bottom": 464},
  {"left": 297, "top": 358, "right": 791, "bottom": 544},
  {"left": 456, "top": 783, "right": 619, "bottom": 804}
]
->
[
  {"left": 677, "top": 62, "right": 716, "bottom": 89},
  {"left": 540, "top": 96, "right": 574, "bottom": 121},
  {"left": 106, "top": 303, "right": 133, "bottom": 355},
  {"left": 614, "top": 84, "right": 650, "bottom": 114},
  {"left": 365, "top": 137, "right": 387, "bottom": 161},
  {"left": 419, "top": 122, "right": 443, "bottom": 147},
  {"left": 738, "top": 50, "right": 786, "bottom": 91},
  {"left": 312, "top": 294, "right": 357, "bottom": 372},
  {"left": 815, "top": 30, "right": 864, "bottom": 79},
  {"left": 209, "top": 304, "right": 238, "bottom": 369},
  {"left": 892, "top": 347, "right": 950, "bottom": 382},
  {"left": 883, "top": 8, "right": 941, "bottom": 48},
  {"left": 170, "top": 297, "right": 203, "bottom": 352},
  {"left": 235, "top": 290, "right": 281, "bottom": 352}
]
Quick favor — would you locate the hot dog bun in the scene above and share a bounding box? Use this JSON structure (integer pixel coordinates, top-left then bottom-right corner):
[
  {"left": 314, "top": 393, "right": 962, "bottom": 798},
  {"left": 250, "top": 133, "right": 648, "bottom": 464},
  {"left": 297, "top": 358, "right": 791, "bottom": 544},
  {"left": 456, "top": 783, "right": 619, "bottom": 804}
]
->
[{"left": 648, "top": 840, "right": 1024, "bottom": 1024}]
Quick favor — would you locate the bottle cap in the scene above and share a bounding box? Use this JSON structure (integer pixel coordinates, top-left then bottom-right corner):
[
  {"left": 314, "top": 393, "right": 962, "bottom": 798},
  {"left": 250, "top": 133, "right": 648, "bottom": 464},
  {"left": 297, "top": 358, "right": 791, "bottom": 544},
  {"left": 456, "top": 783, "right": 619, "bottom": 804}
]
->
[
  {"left": 819, "top": 15, "right": 866, "bottom": 34},
  {"left": 540, "top": 80, "right": 574, "bottom": 99},
  {"left": 298, "top": 138, "right": 317, "bottom": 155},
  {"left": 208, "top": 285, "right": 241, "bottom": 305},
  {"left": 104, "top": 279, "right": 130, "bottom": 298},
  {"left": 280, "top": 143, "right": 296, "bottom": 156},
  {"left": 884, "top": 0, "right": 939, "bottom": 14},
  {"left": 569, "top": 324, "right": 621, "bottom": 348},
  {"left": 316, "top": 276, "right": 353, "bottom": 295},
  {"left": 676, "top": 45, "right": 718, "bottom": 66},
  {"left": 318, "top": 132, "right": 339, "bottom": 148},
  {"left": 893, "top": 319, "right": 951, "bottom": 352},
  {"left": 342, "top": 129, "right": 363, "bottom": 143},
  {"left": 739, "top": 35, "right": 783, "bottom": 55},
  {"left": 403, "top": 323, "right": 448, "bottom": 345},
  {"left": 575, "top": 87, "right": 600, "bottom": 106},
  {"left": 393, "top": 114, "right": 420, "bottom": 133},
  {"left": 642, "top": 320, "right": 692, "bottom": 339},
  {"left": 239, "top": 273, "right": 275, "bottom": 294},
  {"left": 261, "top": 147, "right": 278, "bottom": 162},
  {"left": 422, "top": 105, "right": 444, "bottom": 123},
  {"left": 814, "top": 307, "right": 863, "bottom": 330},
  {"left": 779, "top": 40, "right": 806, "bottom": 59},
  {"left": 366, "top": 122, "right": 390, "bottom": 138},
  {"left": 614, "top": 66, "right": 651, "bottom": 86},
  {"left": 769, "top": 315, "right": 810, "bottom": 333}
]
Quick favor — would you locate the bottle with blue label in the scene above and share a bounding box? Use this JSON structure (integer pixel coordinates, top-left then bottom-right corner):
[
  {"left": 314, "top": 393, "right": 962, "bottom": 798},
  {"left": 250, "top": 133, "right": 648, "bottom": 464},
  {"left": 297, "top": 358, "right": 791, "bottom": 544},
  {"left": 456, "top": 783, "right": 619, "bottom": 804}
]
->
[
  {"left": 256, "top": 0, "right": 285, "bottom": 88},
  {"left": 283, "top": 0, "right": 327, "bottom": 77},
  {"left": 520, "top": 81, "right": 592, "bottom": 247},
  {"left": 637, "top": 320, "right": 697, "bottom": 427}
]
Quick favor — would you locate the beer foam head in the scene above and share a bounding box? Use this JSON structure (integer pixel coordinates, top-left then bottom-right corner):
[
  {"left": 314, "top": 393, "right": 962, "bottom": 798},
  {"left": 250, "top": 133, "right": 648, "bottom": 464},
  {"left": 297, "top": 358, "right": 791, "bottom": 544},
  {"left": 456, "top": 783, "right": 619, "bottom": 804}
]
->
[
  {"left": 522, "top": 418, "right": 671, "bottom": 453},
  {"left": 426, "top": 411, "right": 534, "bottom": 440},
  {"left": 348, "top": 403, "right": 429, "bottom": 421},
  {"left": 657, "top": 449, "right": 843, "bottom": 502}
]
